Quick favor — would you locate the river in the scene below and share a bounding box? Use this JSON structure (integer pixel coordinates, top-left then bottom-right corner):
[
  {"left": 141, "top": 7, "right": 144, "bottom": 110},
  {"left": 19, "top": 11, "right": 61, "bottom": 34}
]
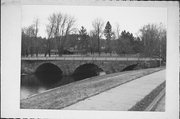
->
[
  {"left": 21, "top": 74, "right": 75, "bottom": 99},
  {"left": 20, "top": 72, "right": 106, "bottom": 100}
]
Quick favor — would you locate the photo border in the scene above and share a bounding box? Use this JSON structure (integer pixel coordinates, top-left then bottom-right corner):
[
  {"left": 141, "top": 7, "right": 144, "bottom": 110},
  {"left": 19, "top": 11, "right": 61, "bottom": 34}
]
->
[{"left": 1, "top": 0, "right": 179, "bottom": 118}]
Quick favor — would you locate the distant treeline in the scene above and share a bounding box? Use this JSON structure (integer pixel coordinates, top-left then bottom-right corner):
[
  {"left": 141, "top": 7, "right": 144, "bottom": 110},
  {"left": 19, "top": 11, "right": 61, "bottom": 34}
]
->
[{"left": 22, "top": 12, "right": 166, "bottom": 60}]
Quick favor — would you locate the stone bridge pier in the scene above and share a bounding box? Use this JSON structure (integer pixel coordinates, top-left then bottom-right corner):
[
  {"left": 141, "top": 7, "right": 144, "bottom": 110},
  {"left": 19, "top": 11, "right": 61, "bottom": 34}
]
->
[{"left": 21, "top": 59, "right": 160, "bottom": 76}]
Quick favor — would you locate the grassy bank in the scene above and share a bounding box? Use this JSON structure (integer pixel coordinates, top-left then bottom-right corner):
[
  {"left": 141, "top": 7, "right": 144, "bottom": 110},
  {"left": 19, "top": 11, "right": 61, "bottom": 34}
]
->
[{"left": 21, "top": 67, "right": 164, "bottom": 109}]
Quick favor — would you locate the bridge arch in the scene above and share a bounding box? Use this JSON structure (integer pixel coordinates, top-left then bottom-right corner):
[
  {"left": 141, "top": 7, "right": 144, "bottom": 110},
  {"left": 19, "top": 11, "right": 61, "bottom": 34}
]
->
[
  {"left": 73, "top": 63, "right": 103, "bottom": 81},
  {"left": 21, "top": 58, "right": 160, "bottom": 78},
  {"left": 35, "top": 63, "right": 63, "bottom": 85}
]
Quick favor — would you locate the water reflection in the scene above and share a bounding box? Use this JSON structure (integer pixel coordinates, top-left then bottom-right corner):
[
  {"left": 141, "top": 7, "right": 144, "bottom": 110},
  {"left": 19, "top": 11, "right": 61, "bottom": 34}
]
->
[
  {"left": 35, "top": 63, "right": 63, "bottom": 86},
  {"left": 73, "top": 63, "right": 103, "bottom": 81},
  {"left": 21, "top": 86, "right": 47, "bottom": 99},
  {"left": 20, "top": 74, "right": 74, "bottom": 99},
  {"left": 21, "top": 70, "right": 106, "bottom": 100}
]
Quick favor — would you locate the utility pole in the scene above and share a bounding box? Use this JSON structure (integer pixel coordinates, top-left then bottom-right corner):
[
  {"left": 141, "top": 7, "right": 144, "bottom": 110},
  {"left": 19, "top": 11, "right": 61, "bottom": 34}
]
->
[{"left": 98, "top": 35, "right": 100, "bottom": 56}]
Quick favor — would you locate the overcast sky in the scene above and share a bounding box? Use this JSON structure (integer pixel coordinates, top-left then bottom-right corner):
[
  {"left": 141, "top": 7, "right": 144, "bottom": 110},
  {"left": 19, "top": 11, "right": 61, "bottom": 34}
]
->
[{"left": 22, "top": 5, "right": 167, "bottom": 38}]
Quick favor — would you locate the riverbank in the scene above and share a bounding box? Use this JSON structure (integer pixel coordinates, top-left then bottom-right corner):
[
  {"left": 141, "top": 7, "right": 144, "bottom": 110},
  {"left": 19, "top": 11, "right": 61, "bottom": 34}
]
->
[
  {"left": 64, "top": 70, "right": 165, "bottom": 111},
  {"left": 21, "top": 67, "right": 164, "bottom": 109}
]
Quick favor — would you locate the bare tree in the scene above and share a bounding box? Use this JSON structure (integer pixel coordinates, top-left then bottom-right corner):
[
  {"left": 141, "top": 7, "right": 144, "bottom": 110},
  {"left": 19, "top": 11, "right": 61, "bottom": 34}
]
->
[
  {"left": 22, "top": 27, "right": 30, "bottom": 56},
  {"left": 23, "top": 25, "right": 36, "bottom": 56},
  {"left": 46, "top": 12, "right": 76, "bottom": 56},
  {"left": 22, "top": 18, "right": 40, "bottom": 57},
  {"left": 54, "top": 13, "right": 64, "bottom": 55},
  {"left": 92, "top": 18, "right": 104, "bottom": 55},
  {"left": 46, "top": 13, "right": 57, "bottom": 56},
  {"left": 34, "top": 18, "right": 39, "bottom": 37},
  {"left": 46, "top": 13, "right": 57, "bottom": 39},
  {"left": 115, "top": 23, "right": 121, "bottom": 39},
  {"left": 24, "top": 25, "right": 36, "bottom": 37},
  {"left": 33, "top": 18, "right": 39, "bottom": 56},
  {"left": 54, "top": 13, "right": 63, "bottom": 37},
  {"left": 60, "top": 15, "right": 76, "bottom": 54},
  {"left": 140, "top": 23, "right": 166, "bottom": 60}
]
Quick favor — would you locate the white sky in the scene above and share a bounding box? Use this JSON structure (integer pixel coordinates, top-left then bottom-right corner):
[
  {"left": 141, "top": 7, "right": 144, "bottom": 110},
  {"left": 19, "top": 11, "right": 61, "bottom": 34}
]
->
[{"left": 22, "top": 5, "right": 167, "bottom": 38}]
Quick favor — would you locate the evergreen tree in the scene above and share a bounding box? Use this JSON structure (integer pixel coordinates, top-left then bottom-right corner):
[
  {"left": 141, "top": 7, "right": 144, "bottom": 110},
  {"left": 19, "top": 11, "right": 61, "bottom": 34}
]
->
[
  {"left": 79, "top": 26, "right": 89, "bottom": 54},
  {"left": 104, "top": 21, "right": 113, "bottom": 54},
  {"left": 116, "top": 30, "right": 135, "bottom": 55}
]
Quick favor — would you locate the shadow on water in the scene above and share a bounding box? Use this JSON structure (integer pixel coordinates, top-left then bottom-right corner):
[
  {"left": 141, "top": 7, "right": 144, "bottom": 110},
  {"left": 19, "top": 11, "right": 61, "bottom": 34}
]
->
[
  {"left": 21, "top": 74, "right": 75, "bottom": 99},
  {"left": 35, "top": 63, "right": 63, "bottom": 86},
  {"left": 73, "top": 63, "right": 103, "bottom": 81}
]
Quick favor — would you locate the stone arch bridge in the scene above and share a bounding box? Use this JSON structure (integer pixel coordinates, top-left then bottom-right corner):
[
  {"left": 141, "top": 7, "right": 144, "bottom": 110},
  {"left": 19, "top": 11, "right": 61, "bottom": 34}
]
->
[{"left": 21, "top": 56, "right": 160, "bottom": 76}]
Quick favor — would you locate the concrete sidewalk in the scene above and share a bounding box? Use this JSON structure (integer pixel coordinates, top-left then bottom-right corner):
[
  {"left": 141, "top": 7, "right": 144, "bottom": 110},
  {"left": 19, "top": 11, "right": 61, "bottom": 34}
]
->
[{"left": 63, "top": 70, "right": 165, "bottom": 111}]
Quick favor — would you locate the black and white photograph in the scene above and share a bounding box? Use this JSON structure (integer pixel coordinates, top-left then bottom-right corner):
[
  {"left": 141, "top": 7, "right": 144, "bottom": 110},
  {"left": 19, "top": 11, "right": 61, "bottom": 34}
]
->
[
  {"left": 20, "top": 5, "right": 167, "bottom": 111},
  {"left": 1, "top": 0, "right": 179, "bottom": 119}
]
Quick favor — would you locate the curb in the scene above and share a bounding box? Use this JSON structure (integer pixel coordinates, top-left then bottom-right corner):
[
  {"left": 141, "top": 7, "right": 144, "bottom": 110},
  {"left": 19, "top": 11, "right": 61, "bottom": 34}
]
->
[{"left": 129, "top": 81, "right": 165, "bottom": 111}]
